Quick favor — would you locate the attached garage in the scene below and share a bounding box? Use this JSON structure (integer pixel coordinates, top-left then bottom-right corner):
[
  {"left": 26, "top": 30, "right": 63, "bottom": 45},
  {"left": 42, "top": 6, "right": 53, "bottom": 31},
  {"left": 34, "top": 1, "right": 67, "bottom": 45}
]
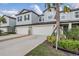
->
[
  {"left": 16, "top": 26, "right": 29, "bottom": 35},
  {"left": 32, "top": 24, "right": 55, "bottom": 36}
]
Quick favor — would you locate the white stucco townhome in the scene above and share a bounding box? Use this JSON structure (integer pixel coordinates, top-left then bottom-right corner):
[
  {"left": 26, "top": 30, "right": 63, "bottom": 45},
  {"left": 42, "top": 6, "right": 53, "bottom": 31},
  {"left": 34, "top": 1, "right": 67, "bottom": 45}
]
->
[
  {"left": 15, "top": 9, "right": 40, "bottom": 35},
  {"left": 15, "top": 7, "right": 79, "bottom": 36},
  {"left": 0, "top": 15, "right": 16, "bottom": 33}
]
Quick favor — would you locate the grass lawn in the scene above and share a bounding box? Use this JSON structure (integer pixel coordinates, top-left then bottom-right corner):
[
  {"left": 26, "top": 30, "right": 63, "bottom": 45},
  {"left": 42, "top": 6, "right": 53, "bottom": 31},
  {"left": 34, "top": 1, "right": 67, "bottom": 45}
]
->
[{"left": 25, "top": 41, "right": 76, "bottom": 56}]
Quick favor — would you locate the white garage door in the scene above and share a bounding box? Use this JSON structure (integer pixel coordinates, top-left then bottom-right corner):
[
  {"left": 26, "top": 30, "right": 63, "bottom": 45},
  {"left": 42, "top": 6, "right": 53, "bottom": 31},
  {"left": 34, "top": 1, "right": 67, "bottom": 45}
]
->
[
  {"left": 16, "top": 26, "right": 29, "bottom": 35},
  {"left": 0, "top": 28, "right": 7, "bottom": 32},
  {"left": 32, "top": 24, "right": 54, "bottom": 36}
]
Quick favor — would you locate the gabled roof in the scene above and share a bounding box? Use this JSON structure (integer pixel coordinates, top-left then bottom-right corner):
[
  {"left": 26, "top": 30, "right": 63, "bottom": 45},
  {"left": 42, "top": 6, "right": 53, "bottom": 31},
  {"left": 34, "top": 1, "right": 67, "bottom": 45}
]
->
[
  {"left": 16, "top": 9, "right": 40, "bottom": 16},
  {"left": 3, "top": 15, "right": 16, "bottom": 19},
  {"left": 43, "top": 7, "right": 55, "bottom": 13}
]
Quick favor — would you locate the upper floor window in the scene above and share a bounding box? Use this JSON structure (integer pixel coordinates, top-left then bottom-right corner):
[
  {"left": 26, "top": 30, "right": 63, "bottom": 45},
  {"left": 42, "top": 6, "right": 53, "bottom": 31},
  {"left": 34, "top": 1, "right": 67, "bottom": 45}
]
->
[
  {"left": 19, "top": 16, "right": 22, "bottom": 21},
  {"left": 75, "top": 12, "right": 79, "bottom": 18},
  {"left": 61, "top": 15, "right": 65, "bottom": 19},
  {"left": 24, "top": 14, "right": 30, "bottom": 21},
  {"left": 24, "top": 15, "right": 27, "bottom": 20},
  {"left": 48, "top": 15, "right": 53, "bottom": 19},
  {"left": 39, "top": 17, "right": 41, "bottom": 21},
  {"left": 28, "top": 14, "right": 30, "bottom": 20},
  {"left": 17, "top": 17, "right": 19, "bottom": 22},
  {"left": 17, "top": 16, "right": 22, "bottom": 22}
]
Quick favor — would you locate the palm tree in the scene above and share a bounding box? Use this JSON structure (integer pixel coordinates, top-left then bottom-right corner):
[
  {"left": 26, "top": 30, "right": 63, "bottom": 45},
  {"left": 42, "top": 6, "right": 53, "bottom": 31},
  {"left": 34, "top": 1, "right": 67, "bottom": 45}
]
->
[
  {"left": 46, "top": 3, "right": 71, "bottom": 50},
  {"left": 0, "top": 16, "right": 6, "bottom": 35}
]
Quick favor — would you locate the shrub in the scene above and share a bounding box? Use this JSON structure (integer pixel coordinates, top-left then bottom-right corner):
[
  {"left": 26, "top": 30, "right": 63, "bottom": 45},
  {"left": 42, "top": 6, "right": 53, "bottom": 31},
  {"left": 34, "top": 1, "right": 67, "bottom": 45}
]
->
[
  {"left": 0, "top": 30, "right": 3, "bottom": 36},
  {"left": 58, "top": 39, "right": 79, "bottom": 53},
  {"left": 7, "top": 32, "right": 16, "bottom": 34},
  {"left": 47, "top": 35, "right": 56, "bottom": 44},
  {"left": 65, "top": 27, "right": 79, "bottom": 40}
]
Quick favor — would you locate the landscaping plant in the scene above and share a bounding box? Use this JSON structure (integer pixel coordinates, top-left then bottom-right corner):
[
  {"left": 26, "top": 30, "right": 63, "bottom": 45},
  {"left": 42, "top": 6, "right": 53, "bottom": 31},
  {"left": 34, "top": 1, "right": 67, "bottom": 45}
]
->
[
  {"left": 65, "top": 27, "right": 79, "bottom": 40},
  {"left": 58, "top": 39, "right": 79, "bottom": 53}
]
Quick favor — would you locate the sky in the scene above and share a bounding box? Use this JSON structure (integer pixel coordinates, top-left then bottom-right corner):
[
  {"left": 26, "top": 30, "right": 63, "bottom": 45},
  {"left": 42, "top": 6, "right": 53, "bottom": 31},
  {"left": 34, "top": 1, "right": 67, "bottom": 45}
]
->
[
  {"left": 0, "top": 3, "right": 45, "bottom": 16},
  {"left": 0, "top": 3, "right": 79, "bottom": 17}
]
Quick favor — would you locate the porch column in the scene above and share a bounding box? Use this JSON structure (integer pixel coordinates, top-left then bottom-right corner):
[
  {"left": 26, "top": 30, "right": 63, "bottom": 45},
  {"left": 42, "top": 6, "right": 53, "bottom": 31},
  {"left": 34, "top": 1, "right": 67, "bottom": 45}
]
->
[
  {"left": 60, "top": 26, "right": 63, "bottom": 35},
  {"left": 68, "top": 23, "right": 72, "bottom": 31}
]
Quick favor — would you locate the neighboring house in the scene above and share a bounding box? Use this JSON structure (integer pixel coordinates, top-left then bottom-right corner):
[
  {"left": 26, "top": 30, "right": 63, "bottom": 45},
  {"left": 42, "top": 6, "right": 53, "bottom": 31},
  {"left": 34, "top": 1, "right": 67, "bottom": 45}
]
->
[
  {"left": 15, "top": 9, "right": 40, "bottom": 35},
  {"left": 0, "top": 15, "right": 16, "bottom": 33}
]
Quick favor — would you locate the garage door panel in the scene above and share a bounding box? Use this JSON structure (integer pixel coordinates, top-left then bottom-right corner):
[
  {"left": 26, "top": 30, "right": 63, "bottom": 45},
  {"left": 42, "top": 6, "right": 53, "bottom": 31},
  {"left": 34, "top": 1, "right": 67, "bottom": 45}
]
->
[
  {"left": 16, "top": 26, "right": 29, "bottom": 35},
  {"left": 32, "top": 25, "right": 54, "bottom": 36}
]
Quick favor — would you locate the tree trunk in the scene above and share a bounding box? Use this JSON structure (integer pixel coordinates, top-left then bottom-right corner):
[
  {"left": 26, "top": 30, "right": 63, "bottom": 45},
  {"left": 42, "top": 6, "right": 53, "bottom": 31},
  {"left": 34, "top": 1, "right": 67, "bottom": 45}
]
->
[{"left": 55, "top": 3, "right": 60, "bottom": 50}]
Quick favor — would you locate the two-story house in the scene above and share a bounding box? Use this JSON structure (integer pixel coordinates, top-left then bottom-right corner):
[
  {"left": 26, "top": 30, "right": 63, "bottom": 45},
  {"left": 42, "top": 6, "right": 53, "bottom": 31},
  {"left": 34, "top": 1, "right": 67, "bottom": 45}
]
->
[
  {"left": 0, "top": 15, "right": 16, "bottom": 33},
  {"left": 15, "top": 7, "right": 79, "bottom": 36},
  {"left": 42, "top": 7, "right": 79, "bottom": 34},
  {"left": 15, "top": 9, "right": 40, "bottom": 35},
  {"left": 28, "top": 7, "right": 79, "bottom": 36}
]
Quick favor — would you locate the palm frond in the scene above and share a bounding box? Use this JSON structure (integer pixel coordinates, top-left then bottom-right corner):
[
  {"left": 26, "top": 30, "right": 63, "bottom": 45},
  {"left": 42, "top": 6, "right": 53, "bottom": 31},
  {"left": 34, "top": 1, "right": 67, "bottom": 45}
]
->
[{"left": 63, "top": 5, "right": 71, "bottom": 13}]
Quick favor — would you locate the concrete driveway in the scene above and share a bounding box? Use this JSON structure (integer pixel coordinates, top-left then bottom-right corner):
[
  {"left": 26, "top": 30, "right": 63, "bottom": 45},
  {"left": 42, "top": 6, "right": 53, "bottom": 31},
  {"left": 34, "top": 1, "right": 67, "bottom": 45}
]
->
[
  {"left": 0, "top": 34, "right": 27, "bottom": 41},
  {"left": 0, "top": 35, "right": 46, "bottom": 56}
]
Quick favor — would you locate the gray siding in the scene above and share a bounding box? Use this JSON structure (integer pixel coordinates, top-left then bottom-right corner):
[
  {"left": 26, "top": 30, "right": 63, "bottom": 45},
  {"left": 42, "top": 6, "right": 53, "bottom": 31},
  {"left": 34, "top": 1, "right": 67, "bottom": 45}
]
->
[
  {"left": 31, "top": 12, "right": 39, "bottom": 23},
  {"left": 9, "top": 18, "right": 16, "bottom": 27}
]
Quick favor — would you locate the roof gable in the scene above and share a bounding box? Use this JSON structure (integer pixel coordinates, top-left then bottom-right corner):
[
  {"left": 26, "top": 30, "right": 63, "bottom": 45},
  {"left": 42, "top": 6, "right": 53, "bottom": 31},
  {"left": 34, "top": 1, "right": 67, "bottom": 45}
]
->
[
  {"left": 3, "top": 15, "right": 16, "bottom": 19},
  {"left": 19, "top": 9, "right": 31, "bottom": 14},
  {"left": 16, "top": 9, "right": 39, "bottom": 16}
]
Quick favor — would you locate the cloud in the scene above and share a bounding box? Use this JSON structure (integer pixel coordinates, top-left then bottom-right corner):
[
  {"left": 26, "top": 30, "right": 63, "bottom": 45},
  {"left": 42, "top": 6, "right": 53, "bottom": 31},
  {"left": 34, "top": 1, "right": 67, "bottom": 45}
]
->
[{"left": 0, "top": 9, "right": 19, "bottom": 17}]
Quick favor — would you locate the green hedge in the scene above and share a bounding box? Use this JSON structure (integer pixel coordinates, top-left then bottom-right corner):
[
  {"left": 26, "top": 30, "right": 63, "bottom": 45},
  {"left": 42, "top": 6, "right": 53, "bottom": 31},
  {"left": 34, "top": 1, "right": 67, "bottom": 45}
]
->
[
  {"left": 58, "top": 39, "right": 79, "bottom": 53},
  {"left": 64, "top": 27, "right": 79, "bottom": 40},
  {"left": 47, "top": 36, "right": 79, "bottom": 53}
]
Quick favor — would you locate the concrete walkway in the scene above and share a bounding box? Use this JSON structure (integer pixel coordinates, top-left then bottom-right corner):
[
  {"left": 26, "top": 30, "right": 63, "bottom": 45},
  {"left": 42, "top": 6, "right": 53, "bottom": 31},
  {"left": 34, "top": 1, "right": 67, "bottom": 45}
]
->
[{"left": 0, "top": 35, "right": 46, "bottom": 56}]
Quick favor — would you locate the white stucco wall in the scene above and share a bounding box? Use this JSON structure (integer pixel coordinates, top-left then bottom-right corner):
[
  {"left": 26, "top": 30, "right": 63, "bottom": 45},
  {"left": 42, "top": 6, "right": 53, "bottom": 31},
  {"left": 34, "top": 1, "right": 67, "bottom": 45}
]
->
[
  {"left": 9, "top": 18, "right": 16, "bottom": 27},
  {"left": 31, "top": 12, "right": 39, "bottom": 23},
  {"left": 44, "top": 8, "right": 56, "bottom": 22}
]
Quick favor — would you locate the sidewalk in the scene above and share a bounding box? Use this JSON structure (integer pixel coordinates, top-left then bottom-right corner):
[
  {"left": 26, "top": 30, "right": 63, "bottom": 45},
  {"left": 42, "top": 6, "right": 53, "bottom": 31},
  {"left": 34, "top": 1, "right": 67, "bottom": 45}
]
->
[
  {"left": 0, "top": 35, "right": 46, "bottom": 56},
  {"left": 0, "top": 34, "right": 27, "bottom": 42}
]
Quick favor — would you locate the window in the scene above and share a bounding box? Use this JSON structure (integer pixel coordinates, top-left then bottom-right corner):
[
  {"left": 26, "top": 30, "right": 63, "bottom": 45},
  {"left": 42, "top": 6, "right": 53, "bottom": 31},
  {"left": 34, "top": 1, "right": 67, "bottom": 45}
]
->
[
  {"left": 48, "top": 15, "right": 53, "bottom": 19},
  {"left": 17, "top": 16, "right": 22, "bottom": 22},
  {"left": 24, "top": 15, "right": 26, "bottom": 20},
  {"left": 19, "top": 16, "right": 22, "bottom": 21},
  {"left": 75, "top": 12, "right": 79, "bottom": 18},
  {"left": 39, "top": 17, "right": 41, "bottom": 21},
  {"left": 61, "top": 15, "right": 65, "bottom": 19},
  {"left": 28, "top": 14, "right": 30, "bottom": 20},
  {"left": 17, "top": 17, "right": 19, "bottom": 22},
  {"left": 24, "top": 14, "right": 30, "bottom": 21}
]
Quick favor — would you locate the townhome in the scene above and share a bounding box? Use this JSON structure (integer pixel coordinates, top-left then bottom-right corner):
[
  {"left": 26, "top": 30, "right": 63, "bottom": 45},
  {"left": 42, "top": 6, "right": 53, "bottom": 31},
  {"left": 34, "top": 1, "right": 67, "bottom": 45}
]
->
[
  {"left": 0, "top": 15, "right": 16, "bottom": 33},
  {"left": 15, "top": 9, "right": 40, "bottom": 35},
  {"left": 15, "top": 6, "right": 79, "bottom": 36},
  {"left": 43, "top": 7, "right": 79, "bottom": 32}
]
